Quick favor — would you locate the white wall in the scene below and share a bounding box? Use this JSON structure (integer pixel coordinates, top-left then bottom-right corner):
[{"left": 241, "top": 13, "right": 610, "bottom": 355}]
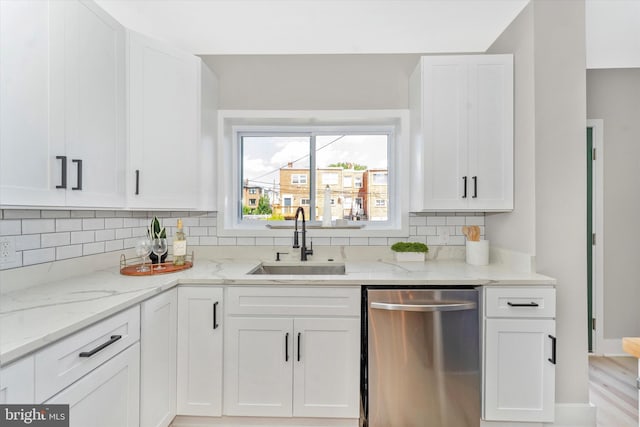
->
[
  {"left": 533, "top": 0, "right": 589, "bottom": 404},
  {"left": 201, "top": 54, "right": 419, "bottom": 110},
  {"left": 486, "top": 3, "right": 536, "bottom": 257},
  {"left": 586, "top": 0, "right": 640, "bottom": 69},
  {"left": 587, "top": 69, "right": 640, "bottom": 339}
]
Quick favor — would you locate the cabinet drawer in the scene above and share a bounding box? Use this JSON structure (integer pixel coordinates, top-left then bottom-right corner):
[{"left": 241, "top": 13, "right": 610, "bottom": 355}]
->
[
  {"left": 35, "top": 305, "right": 140, "bottom": 402},
  {"left": 485, "top": 287, "right": 555, "bottom": 318},
  {"left": 226, "top": 287, "right": 360, "bottom": 317}
]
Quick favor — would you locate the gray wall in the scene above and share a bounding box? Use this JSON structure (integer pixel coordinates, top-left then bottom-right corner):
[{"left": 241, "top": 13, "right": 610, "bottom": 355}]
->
[
  {"left": 486, "top": 0, "right": 590, "bottom": 405},
  {"left": 201, "top": 54, "right": 419, "bottom": 110},
  {"left": 587, "top": 68, "right": 640, "bottom": 339},
  {"left": 534, "top": 0, "right": 588, "bottom": 404}
]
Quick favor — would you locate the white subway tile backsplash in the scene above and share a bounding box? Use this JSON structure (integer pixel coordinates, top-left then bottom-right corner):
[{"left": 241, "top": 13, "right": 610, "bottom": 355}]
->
[
  {"left": 70, "top": 210, "right": 96, "bottom": 218},
  {"left": 1, "top": 209, "right": 485, "bottom": 270},
  {"left": 41, "top": 232, "right": 70, "bottom": 248},
  {"left": 56, "top": 245, "right": 83, "bottom": 260},
  {"left": 0, "top": 220, "right": 22, "bottom": 236},
  {"left": 95, "top": 229, "right": 115, "bottom": 242},
  {"left": 41, "top": 210, "right": 71, "bottom": 218},
  {"left": 82, "top": 218, "right": 105, "bottom": 230},
  {"left": 426, "top": 217, "right": 446, "bottom": 226},
  {"left": 22, "top": 219, "right": 55, "bottom": 235},
  {"left": 15, "top": 235, "right": 41, "bottom": 251},
  {"left": 23, "top": 248, "right": 55, "bottom": 266},
  {"left": 200, "top": 236, "right": 218, "bottom": 246},
  {"left": 104, "top": 218, "right": 124, "bottom": 229},
  {"left": 115, "top": 228, "right": 132, "bottom": 239},
  {"left": 409, "top": 216, "right": 427, "bottom": 226},
  {"left": 70, "top": 231, "right": 94, "bottom": 244},
  {"left": 4, "top": 210, "right": 40, "bottom": 219},
  {"left": 55, "top": 219, "right": 82, "bottom": 232},
  {"left": 105, "top": 240, "right": 124, "bottom": 252},
  {"left": 83, "top": 242, "right": 105, "bottom": 255}
]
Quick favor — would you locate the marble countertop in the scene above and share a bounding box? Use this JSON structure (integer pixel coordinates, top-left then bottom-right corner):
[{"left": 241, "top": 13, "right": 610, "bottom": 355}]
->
[
  {"left": 0, "top": 258, "right": 554, "bottom": 366},
  {"left": 623, "top": 338, "right": 640, "bottom": 359}
]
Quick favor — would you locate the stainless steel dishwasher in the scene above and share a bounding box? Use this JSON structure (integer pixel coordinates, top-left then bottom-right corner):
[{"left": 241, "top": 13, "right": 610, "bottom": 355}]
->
[{"left": 365, "top": 287, "right": 480, "bottom": 427}]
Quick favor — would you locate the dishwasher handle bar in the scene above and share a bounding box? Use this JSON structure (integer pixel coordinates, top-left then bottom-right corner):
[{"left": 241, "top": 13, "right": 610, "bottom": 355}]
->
[{"left": 370, "top": 301, "right": 476, "bottom": 312}]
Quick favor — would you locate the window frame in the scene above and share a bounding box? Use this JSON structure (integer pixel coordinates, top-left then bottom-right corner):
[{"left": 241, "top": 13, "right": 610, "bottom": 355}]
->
[{"left": 217, "top": 110, "right": 410, "bottom": 237}]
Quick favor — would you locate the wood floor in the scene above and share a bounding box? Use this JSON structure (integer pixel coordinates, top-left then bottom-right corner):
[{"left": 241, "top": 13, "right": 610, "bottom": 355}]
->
[{"left": 589, "top": 356, "right": 638, "bottom": 427}]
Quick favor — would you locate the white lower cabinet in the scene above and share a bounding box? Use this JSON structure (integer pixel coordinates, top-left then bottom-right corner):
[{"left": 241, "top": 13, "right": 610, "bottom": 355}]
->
[
  {"left": 140, "top": 289, "right": 177, "bottom": 427},
  {"left": 46, "top": 343, "right": 140, "bottom": 427},
  {"left": 176, "top": 287, "right": 223, "bottom": 416},
  {"left": 223, "top": 286, "right": 361, "bottom": 420},
  {"left": 0, "top": 356, "right": 35, "bottom": 403},
  {"left": 483, "top": 287, "right": 556, "bottom": 423}
]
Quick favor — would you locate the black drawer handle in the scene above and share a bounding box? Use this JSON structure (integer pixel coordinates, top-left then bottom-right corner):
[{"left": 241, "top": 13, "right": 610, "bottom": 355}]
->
[
  {"left": 79, "top": 335, "right": 122, "bottom": 358},
  {"left": 472, "top": 176, "right": 478, "bottom": 198},
  {"left": 285, "top": 332, "right": 289, "bottom": 362},
  {"left": 462, "top": 176, "right": 467, "bottom": 198},
  {"left": 72, "top": 159, "right": 82, "bottom": 190},
  {"left": 548, "top": 335, "right": 556, "bottom": 364},
  {"left": 135, "top": 170, "right": 140, "bottom": 195},
  {"left": 56, "top": 156, "right": 67, "bottom": 189},
  {"left": 507, "top": 302, "right": 539, "bottom": 307},
  {"left": 213, "top": 301, "right": 219, "bottom": 330},
  {"left": 297, "top": 332, "right": 301, "bottom": 362}
]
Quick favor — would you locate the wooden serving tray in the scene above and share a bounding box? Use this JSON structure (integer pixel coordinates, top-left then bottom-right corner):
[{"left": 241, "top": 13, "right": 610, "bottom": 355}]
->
[{"left": 120, "top": 253, "right": 194, "bottom": 276}]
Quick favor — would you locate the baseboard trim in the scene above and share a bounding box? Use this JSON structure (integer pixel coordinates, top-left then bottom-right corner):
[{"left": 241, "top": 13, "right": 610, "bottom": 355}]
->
[
  {"left": 544, "top": 403, "right": 596, "bottom": 427},
  {"left": 171, "top": 415, "right": 359, "bottom": 427},
  {"left": 595, "top": 338, "right": 626, "bottom": 356}
]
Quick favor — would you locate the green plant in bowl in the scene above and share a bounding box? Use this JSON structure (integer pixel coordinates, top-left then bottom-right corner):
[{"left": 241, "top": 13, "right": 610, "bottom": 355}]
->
[
  {"left": 390, "top": 242, "right": 429, "bottom": 253},
  {"left": 148, "top": 216, "right": 167, "bottom": 239}
]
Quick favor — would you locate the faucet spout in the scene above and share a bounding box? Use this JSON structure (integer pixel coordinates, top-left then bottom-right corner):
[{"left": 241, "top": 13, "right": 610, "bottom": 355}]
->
[{"left": 293, "top": 207, "right": 313, "bottom": 261}]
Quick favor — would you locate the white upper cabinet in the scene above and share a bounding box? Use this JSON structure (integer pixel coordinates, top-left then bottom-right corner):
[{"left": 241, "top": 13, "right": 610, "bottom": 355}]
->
[
  {"left": 127, "top": 31, "right": 201, "bottom": 210},
  {"left": 409, "top": 54, "right": 513, "bottom": 211},
  {"left": 0, "top": 0, "right": 126, "bottom": 208}
]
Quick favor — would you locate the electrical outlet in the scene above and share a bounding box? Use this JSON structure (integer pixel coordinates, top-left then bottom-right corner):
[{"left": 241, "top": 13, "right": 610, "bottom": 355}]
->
[
  {"left": 438, "top": 227, "right": 450, "bottom": 245},
  {"left": 0, "top": 236, "right": 17, "bottom": 265}
]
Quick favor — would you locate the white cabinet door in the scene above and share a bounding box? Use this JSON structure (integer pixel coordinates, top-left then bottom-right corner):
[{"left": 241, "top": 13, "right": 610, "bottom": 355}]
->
[
  {"left": 224, "top": 317, "right": 293, "bottom": 417},
  {"left": 293, "top": 318, "right": 360, "bottom": 418},
  {"left": 177, "top": 287, "right": 223, "bottom": 416},
  {"left": 61, "top": 0, "right": 126, "bottom": 207},
  {"left": 411, "top": 54, "right": 513, "bottom": 212},
  {"left": 127, "top": 31, "right": 200, "bottom": 210},
  {"left": 484, "top": 318, "right": 555, "bottom": 422},
  {"left": 0, "top": 356, "right": 35, "bottom": 403},
  {"left": 46, "top": 343, "right": 140, "bottom": 427},
  {"left": 421, "top": 56, "right": 469, "bottom": 211},
  {"left": 140, "top": 289, "right": 177, "bottom": 427},
  {"left": 467, "top": 55, "right": 513, "bottom": 211},
  {"left": 0, "top": 0, "right": 66, "bottom": 207}
]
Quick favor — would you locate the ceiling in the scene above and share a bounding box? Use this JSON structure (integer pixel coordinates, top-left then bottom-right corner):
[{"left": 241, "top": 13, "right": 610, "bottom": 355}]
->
[
  {"left": 96, "top": 0, "right": 640, "bottom": 68},
  {"left": 95, "top": 0, "right": 529, "bottom": 55}
]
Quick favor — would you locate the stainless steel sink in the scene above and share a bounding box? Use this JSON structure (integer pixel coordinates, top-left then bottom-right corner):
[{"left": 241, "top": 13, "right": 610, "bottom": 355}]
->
[{"left": 249, "top": 263, "right": 346, "bottom": 275}]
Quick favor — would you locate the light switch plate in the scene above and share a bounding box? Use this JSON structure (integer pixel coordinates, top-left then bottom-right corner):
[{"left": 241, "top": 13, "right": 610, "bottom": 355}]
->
[{"left": 0, "top": 236, "right": 18, "bottom": 267}]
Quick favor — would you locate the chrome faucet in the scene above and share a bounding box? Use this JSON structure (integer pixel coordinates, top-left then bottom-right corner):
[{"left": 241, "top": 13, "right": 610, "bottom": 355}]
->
[{"left": 293, "top": 207, "right": 313, "bottom": 261}]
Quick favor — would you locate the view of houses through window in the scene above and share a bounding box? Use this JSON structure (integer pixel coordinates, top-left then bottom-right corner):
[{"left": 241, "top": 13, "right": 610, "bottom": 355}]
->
[{"left": 241, "top": 133, "right": 389, "bottom": 222}]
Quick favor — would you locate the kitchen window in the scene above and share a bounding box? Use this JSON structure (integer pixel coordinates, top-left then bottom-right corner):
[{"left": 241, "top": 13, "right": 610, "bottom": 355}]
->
[
  {"left": 218, "top": 110, "right": 410, "bottom": 236},
  {"left": 239, "top": 130, "right": 389, "bottom": 223}
]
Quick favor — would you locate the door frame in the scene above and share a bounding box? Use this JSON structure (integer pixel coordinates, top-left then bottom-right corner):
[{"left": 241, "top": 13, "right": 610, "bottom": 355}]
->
[{"left": 587, "top": 119, "right": 607, "bottom": 355}]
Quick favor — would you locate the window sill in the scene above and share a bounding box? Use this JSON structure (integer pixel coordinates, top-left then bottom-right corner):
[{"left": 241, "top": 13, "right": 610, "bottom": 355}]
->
[{"left": 265, "top": 224, "right": 365, "bottom": 230}]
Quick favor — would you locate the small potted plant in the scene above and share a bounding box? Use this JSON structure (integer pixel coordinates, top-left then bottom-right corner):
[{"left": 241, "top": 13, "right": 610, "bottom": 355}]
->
[
  {"left": 148, "top": 216, "right": 168, "bottom": 264},
  {"left": 391, "top": 242, "right": 429, "bottom": 262}
]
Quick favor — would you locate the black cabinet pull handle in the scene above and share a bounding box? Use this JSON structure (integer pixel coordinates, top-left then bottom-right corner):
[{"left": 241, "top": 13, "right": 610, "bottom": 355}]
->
[
  {"left": 72, "top": 159, "right": 82, "bottom": 190},
  {"left": 507, "top": 302, "right": 539, "bottom": 307},
  {"left": 548, "top": 335, "right": 556, "bottom": 364},
  {"left": 285, "top": 332, "right": 289, "bottom": 362},
  {"left": 213, "top": 301, "right": 219, "bottom": 329},
  {"left": 297, "top": 332, "right": 302, "bottom": 362},
  {"left": 472, "top": 176, "right": 478, "bottom": 198},
  {"left": 135, "top": 170, "right": 140, "bottom": 195},
  {"left": 79, "top": 335, "right": 122, "bottom": 358},
  {"left": 56, "top": 156, "right": 67, "bottom": 189},
  {"left": 462, "top": 176, "right": 467, "bottom": 198}
]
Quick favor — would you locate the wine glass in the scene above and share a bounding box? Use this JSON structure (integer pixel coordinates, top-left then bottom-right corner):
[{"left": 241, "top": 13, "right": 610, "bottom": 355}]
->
[
  {"left": 135, "top": 239, "right": 152, "bottom": 272},
  {"left": 152, "top": 238, "right": 168, "bottom": 271}
]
